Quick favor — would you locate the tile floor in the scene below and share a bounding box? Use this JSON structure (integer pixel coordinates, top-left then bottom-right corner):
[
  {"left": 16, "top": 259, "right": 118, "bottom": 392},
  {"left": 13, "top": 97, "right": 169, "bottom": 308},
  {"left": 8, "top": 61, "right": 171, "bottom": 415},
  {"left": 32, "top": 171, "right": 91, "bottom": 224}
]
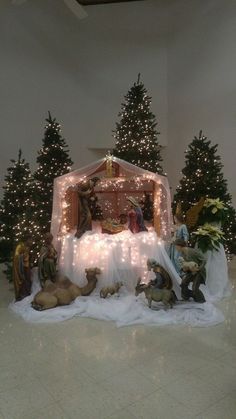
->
[{"left": 0, "top": 260, "right": 235, "bottom": 419}]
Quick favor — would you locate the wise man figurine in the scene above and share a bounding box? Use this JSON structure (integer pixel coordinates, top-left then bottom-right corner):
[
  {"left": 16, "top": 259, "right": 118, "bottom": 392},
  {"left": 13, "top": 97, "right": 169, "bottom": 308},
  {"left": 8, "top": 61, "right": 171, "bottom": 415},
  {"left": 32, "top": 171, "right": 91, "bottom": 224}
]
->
[{"left": 13, "top": 234, "right": 33, "bottom": 301}]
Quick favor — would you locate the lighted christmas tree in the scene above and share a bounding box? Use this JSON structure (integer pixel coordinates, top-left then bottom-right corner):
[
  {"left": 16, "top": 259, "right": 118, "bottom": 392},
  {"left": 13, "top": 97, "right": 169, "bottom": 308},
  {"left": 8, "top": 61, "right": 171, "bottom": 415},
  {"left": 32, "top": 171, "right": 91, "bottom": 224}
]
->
[
  {"left": 13, "top": 206, "right": 42, "bottom": 266},
  {"left": 34, "top": 112, "right": 73, "bottom": 235},
  {"left": 113, "top": 74, "right": 163, "bottom": 174},
  {"left": 0, "top": 150, "right": 34, "bottom": 276},
  {"left": 173, "top": 131, "right": 236, "bottom": 255}
]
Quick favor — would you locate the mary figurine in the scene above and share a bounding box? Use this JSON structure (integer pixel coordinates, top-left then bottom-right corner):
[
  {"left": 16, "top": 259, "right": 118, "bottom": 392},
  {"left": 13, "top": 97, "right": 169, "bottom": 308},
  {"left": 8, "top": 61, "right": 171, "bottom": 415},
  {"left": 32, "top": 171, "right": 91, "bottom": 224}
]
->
[
  {"left": 127, "top": 196, "right": 148, "bottom": 234},
  {"left": 168, "top": 214, "right": 189, "bottom": 274}
]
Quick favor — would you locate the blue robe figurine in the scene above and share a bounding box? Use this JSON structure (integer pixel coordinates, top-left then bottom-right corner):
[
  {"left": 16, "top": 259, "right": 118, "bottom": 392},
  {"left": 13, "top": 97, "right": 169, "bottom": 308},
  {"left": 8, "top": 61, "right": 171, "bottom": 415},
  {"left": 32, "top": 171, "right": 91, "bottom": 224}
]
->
[{"left": 169, "top": 217, "right": 189, "bottom": 274}]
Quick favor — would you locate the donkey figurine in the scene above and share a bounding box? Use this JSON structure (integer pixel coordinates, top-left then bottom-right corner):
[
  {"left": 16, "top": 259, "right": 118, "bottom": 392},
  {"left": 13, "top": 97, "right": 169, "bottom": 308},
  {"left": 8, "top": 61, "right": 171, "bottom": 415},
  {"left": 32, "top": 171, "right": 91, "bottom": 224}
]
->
[{"left": 135, "top": 278, "right": 176, "bottom": 309}]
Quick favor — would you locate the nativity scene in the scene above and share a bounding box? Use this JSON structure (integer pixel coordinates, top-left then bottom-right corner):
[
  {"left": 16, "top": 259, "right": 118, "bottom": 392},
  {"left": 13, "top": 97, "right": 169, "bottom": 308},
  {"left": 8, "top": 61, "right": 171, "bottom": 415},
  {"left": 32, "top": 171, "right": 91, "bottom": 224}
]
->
[{"left": 10, "top": 154, "right": 230, "bottom": 327}]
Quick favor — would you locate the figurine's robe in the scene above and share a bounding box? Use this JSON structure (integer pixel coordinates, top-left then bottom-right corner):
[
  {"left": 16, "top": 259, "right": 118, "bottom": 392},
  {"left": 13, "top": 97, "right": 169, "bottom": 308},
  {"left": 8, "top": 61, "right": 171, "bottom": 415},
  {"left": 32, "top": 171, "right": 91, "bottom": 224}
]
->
[{"left": 13, "top": 242, "right": 31, "bottom": 301}]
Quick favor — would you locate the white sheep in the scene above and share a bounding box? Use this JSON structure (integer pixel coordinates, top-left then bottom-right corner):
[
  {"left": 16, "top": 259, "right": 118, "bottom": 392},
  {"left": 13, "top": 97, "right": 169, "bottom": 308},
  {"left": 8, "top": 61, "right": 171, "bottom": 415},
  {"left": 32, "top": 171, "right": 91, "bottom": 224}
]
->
[{"left": 178, "top": 257, "right": 199, "bottom": 273}]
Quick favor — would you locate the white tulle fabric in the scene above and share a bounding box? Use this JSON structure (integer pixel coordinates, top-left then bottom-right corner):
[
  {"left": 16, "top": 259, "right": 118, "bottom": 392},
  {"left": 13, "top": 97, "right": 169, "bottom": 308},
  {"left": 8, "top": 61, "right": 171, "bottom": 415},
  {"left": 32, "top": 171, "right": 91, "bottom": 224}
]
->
[
  {"left": 201, "top": 244, "right": 231, "bottom": 301},
  {"left": 9, "top": 248, "right": 225, "bottom": 327},
  {"left": 59, "top": 230, "right": 182, "bottom": 298},
  {"left": 51, "top": 157, "right": 173, "bottom": 246},
  {"left": 9, "top": 281, "right": 224, "bottom": 327}
]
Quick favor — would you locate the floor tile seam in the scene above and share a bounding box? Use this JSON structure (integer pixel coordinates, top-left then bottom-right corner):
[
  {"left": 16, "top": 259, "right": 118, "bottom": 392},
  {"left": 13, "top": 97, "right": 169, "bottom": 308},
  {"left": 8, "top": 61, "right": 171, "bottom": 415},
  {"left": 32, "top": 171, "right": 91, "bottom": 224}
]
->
[
  {"left": 117, "top": 385, "right": 194, "bottom": 416},
  {"left": 95, "top": 377, "right": 162, "bottom": 410},
  {"left": 20, "top": 401, "right": 66, "bottom": 419},
  {"left": 127, "top": 363, "right": 166, "bottom": 389},
  {"left": 174, "top": 348, "right": 231, "bottom": 364},
  {"left": 108, "top": 386, "right": 165, "bottom": 412},
  {"left": 138, "top": 370, "right": 192, "bottom": 388},
  {"left": 103, "top": 406, "right": 138, "bottom": 419},
  {"left": 128, "top": 353, "right": 217, "bottom": 375},
  {"left": 217, "top": 347, "right": 236, "bottom": 360},
  {"left": 128, "top": 361, "right": 189, "bottom": 385},
  {"left": 62, "top": 400, "right": 135, "bottom": 419},
  {"left": 30, "top": 354, "right": 93, "bottom": 375},
  {"left": 163, "top": 378, "right": 229, "bottom": 413},
  {"left": 0, "top": 376, "right": 42, "bottom": 396},
  {"left": 92, "top": 364, "right": 163, "bottom": 391},
  {"left": 191, "top": 364, "right": 236, "bottom": 381},
  {"left": 0, "top": 396, "right": 58, "bottom": 419},
  {"left": 80, "top": 368, "right": 130, "bottom": 385},
  {"left": 33, "top": 370, "right": 97, "bottom": 396},
  {"left": 55, "top": 390, "right": 134, "bottom": 419},
  {"left": 190, "top": 391, "right": 233, "bottom": 418},
  {"left": 35, "top": 382, "right": 76, "bottom": 405},
  {"left": 57, "top": 402, "right": 85, "bottom": 419},
  {"left": 0, "top": 407, "right": 6, "bottom": 419},
  {"left": 53, "top": 358, "right": 111, "bottom": 385}
]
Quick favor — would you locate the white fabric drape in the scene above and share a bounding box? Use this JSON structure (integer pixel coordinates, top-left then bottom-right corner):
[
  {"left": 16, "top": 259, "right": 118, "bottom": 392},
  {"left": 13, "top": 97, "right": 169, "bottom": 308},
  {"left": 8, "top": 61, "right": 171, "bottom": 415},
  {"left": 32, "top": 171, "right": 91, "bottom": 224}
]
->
[
  {"left": 59, "top": 230, "right": 182, "bottom": 299},
  {"left": 9, "top": 269, "right": 224, "bottom": 327},
  {"left": 201, "top": 244, "right": 231, "bottom": 301}
]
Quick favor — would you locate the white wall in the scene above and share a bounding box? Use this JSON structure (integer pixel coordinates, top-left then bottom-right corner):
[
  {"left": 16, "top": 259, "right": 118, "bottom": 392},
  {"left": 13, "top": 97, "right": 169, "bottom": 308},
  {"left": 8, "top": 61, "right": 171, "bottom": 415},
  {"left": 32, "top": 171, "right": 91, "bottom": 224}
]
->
[
  {"left": 0, "top": 0, "right": 168, "bottom": 190},
  {"left": 0, "top": 0, "right": 235, "bottom": 206},
  {"left": 167, "top": 0, "right": 236, "bottom": 205}
]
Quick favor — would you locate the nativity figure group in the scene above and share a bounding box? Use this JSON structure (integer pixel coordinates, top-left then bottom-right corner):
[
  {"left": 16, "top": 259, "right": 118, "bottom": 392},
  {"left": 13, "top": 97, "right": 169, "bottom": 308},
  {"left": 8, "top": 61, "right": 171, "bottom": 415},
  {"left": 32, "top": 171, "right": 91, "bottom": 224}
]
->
[{"left": 12, "top": 175, "right": 207, "bottom": 308}]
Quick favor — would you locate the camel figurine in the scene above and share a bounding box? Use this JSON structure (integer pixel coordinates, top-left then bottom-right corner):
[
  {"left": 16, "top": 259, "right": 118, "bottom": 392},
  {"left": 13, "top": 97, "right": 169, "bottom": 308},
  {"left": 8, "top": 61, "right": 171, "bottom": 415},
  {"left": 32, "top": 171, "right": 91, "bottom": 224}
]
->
[
  {"left": 135, "top": 278, "right": 176, "bottom": 309},
  {"left": 32, "top": 267, "right": 101, "bottom": 311},
  {"left": 100, "top": 282, "right": 123, "bottom": 298}
]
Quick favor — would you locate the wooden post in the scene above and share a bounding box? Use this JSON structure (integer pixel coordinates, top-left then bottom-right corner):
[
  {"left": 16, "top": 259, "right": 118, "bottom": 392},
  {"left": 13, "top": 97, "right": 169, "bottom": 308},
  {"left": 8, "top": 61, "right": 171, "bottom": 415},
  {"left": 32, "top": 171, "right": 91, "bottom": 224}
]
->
[{"left": 153, "top": 183, "right": 161, "bottom": 236}]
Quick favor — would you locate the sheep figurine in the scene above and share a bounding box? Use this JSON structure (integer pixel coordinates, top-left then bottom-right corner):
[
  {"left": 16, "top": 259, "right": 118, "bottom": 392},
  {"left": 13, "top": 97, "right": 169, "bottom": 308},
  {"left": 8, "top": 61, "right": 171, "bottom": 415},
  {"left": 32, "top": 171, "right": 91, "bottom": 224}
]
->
[
  {"left": 100, "top": 282, "right": 123, "bottom": 299},
  {"left": 178, "top": 257, "right": 199, "bottom": 273}
]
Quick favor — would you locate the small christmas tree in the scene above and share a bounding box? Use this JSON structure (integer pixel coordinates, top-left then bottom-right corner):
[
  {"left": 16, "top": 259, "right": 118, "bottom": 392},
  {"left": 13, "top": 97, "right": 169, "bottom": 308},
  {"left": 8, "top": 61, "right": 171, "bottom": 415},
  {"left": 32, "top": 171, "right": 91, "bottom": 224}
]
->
[
  {"left": 173, "top": 131, "right": 236, "bottom": 255},
  {"left": 0, "top": 150, "right": 36, "bottom": 278},
  {"left": 113, "top": 74, "right": 163, "bottom": 174},
  {"left": 34, "top": 112, "right": 73, "bottom": 235},
  {"left": 0, "top": 150, "right": 32, "bottom": 260}
]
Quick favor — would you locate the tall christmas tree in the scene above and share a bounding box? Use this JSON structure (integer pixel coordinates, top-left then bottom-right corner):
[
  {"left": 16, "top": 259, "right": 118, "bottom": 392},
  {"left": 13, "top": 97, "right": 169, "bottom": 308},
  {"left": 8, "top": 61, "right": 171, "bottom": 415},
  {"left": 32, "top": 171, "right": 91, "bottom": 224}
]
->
[
  {"left": 173, "top": 131, "right": 236, "bottom": 255},
  {"left": 113, "top": 74, "right": 163, "bottom": 174},
  {"left": 34, "top": 112, "right": 73, "bottom": 235},
  {"left": 0, "top": 150, "right": 33, "bottom": 274}
]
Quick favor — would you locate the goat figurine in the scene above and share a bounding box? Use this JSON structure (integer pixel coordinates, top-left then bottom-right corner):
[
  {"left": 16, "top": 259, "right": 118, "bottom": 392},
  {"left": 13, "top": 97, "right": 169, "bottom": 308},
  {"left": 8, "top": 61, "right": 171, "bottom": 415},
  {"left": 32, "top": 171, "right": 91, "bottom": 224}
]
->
[{"left": 135, "top": 278, "right": 176, "bottom": 309}]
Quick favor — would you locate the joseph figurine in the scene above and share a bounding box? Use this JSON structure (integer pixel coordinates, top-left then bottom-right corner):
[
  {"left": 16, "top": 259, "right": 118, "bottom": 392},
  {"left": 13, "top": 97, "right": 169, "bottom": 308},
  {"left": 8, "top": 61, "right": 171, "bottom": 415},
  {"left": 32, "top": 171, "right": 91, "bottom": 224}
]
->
[{"left": 75, "top": 177, "right": 100, "bottom": 239}]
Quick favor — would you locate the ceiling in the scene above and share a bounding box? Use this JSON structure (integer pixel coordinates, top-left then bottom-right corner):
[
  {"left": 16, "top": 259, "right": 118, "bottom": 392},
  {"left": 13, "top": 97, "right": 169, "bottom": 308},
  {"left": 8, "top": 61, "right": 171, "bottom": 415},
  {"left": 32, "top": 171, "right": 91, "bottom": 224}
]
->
[{"left": 78, "top": 0, "right": 145, "bottom": 5}]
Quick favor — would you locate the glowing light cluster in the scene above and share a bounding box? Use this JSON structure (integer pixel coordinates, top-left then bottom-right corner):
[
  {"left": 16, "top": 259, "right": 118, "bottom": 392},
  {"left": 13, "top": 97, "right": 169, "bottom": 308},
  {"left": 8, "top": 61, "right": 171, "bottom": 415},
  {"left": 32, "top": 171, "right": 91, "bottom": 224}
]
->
[{"left": 60, "top": 230, "right": 162, "bottom": 287}]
